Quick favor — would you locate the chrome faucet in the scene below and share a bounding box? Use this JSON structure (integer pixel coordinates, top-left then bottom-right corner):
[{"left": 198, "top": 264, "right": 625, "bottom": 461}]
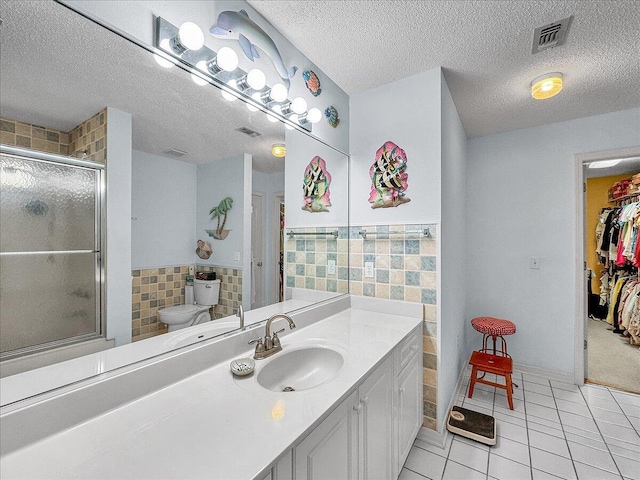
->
[
  {"left": 249, "top": 313, "right": 296, "bottom": 360},
  {"left": 236, "top": 305, "right": 244, "bottom": 330}
]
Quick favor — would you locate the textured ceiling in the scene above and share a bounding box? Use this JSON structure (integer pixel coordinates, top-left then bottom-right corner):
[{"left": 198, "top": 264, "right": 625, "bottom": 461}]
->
[
  {"left": 248, "top": 0, "right": 640, "bottom": 138},
  {"left": 0, "top": 0, "right": 285, "bottom": 173}
]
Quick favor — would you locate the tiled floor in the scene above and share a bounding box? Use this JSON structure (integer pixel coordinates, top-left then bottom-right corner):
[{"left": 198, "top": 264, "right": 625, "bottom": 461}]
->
[{"left": 401, "top": 367, "right": 640, "bottom": 480}]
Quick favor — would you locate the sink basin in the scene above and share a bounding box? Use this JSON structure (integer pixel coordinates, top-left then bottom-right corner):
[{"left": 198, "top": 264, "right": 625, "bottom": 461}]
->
[{"left": 257, "top": 346, "right": 344, "bottom": 392}]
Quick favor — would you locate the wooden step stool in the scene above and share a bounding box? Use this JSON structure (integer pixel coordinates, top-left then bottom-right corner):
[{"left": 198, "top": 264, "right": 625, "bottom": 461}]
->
[{"left": 468, "top": 350, "right": 514, "bottom": 410}]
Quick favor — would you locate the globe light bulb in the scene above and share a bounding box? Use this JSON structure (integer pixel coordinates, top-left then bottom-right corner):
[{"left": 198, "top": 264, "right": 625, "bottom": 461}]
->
[
  {"left": 246, "top": 69, "right": 267, "bottom": 90},
  {"left": 266, "top": 112, "right": 279, "bottom": 123},
  {"left": 178, "top": 22, "right": 205, "bottom": 51},
  {"left": 307, "top": 107, "right": 322, "bottom": 124},
  {"left": 216, "top": 47, "right": 239, "bottom": 72},
  {"left": 221, "top": 80, "right": 238, "bottom": 102},
  {"left": 290, "top": 97, "right": 307, "bottom": 115},
  {"left": 154, "top": 39, "right": 174, "bottom": 68},
  {"left": 246, "top": 92, "right": 262, "bottom": 112},
  {"left": 191, "top": 61, "right": 208, "bottom": 85},
  {"left": 269, "top": 83, "right": 288, "bottom": 102}
]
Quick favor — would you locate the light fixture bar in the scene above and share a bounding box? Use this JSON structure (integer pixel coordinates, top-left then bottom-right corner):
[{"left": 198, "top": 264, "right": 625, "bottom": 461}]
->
[{"left": 154, "top": 16, "right": 311, "bottom": 132}]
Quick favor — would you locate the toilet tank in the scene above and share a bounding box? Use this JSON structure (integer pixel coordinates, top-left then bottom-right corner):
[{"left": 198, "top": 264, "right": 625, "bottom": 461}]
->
[{"left": 193, "top": 279, "right": 221, "bottom": 306}]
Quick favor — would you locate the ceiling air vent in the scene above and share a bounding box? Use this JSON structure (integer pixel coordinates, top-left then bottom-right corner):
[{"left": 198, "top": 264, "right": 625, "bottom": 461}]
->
[
  {"left": 532, "top": 16, "right": 572, "bottom": 54},
  {"left": 236, "top": 127, "right": 261, "bottom": 138},
  {"left": 162, "top": 148, "right": 188, "bottom": 157}
]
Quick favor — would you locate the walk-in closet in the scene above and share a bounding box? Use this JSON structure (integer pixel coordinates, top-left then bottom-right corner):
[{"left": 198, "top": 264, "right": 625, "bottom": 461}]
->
[{"left": 585, "top": 163, "right": 640, "bottom": 394}]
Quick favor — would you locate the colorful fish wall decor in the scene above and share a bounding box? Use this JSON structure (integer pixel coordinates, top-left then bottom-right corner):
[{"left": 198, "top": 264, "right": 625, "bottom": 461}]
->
[
  {"left": 324, "top": 106, "right": 340, "bottom": 128},
  {"left": 210, "top": 10, "right": 297, "bottom": 88},
  {"left": 302, "top": 70, "right": 322, "bottom": 96},
  {"left": 302, "top": 156, "right": 332, "bottom": 213},
  {"left": 368, "top": 141, "right": 410, "bottom": 209}
]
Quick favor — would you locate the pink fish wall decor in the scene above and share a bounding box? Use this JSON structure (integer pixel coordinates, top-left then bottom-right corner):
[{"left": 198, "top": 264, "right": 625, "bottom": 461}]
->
[
  {"left": 302, "top": 156, "right": 331, "bottom": 212},
  {"left": 368, "top": 141, "right": 410, "bottom": 209}
]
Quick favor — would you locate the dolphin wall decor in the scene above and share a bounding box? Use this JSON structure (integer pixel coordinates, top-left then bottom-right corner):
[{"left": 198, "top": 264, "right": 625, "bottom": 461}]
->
[{"left": 210, "top": 9, "right": 297, "bottom": 88}]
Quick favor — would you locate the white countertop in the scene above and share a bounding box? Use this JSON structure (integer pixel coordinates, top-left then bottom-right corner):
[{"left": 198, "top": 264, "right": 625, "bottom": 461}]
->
[
  {"left": 0, "top": 303, "right": 421, "bottom": 479},
  {"left": 0, "top": 298, "right": 319, "bottom": 407}
]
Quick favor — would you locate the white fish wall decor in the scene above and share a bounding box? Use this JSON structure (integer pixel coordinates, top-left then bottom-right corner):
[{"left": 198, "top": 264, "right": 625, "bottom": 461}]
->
[{"left": 210, "top": 9, "right": 297, "bottom": 88}]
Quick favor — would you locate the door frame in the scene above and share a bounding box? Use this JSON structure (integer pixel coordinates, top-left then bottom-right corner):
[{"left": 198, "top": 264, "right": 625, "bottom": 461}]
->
[
  {"left": 251, "top": 191, "right": 266, "bottom": 309},
  {"left": 573, "top": 146, "right": 640, "bottom": 385},
  {"left": 272, "top": 192, "right": 284, "bottom": 302}
]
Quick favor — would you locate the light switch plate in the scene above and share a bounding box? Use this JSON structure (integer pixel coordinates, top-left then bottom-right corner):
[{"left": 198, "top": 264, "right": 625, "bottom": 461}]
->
[
  {"left": 233, "top": 251, "right": 240, "bottom": 261},
  {"left": 327, "top": 259, "right": 336, "bottom": 275},
  {"left": 365, "top": 262, "right": 374, "bottom": 278}
]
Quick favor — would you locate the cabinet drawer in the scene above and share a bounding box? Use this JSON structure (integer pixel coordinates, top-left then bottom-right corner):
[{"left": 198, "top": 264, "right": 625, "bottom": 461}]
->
[{"left": 395, "top": 325, "right": 421, "bottom": 375}]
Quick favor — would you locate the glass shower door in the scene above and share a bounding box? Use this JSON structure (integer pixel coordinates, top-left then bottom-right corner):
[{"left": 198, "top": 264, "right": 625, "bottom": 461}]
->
[{"left": 0, "top": 150, "right": 103, "bottom": 358}]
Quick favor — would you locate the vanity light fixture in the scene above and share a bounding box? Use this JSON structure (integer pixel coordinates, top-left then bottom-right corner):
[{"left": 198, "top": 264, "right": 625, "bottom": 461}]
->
[
  {"left": 154, "top": 39, "right": 175, "bottom": 68},
  {"left": 260, "top": 83, "right": 288, "bottom": 104},
  {"left": 171, "top": 22, "right": 205, "bottom": 54},
  {"left": 290, "top": 97, "right": 308, "bottom": 115},
  {"left": 272, "top": 144, "right": 286, "bottom": 158},
  {"left": 531, "top": 72, "right": 563, "bottom": 100},
  {"left": 203, "top": 47, "right": 239, "bottom": 75},
  {"left": 191, "top": 64, "right": 209, "bottom": 86},
  {"left": 246, "top": 92, "right": 262, "bottom": 112},
  {"left": 299, "top": 107, "right": 322, "bottom": 124},
  {"left": 221, "top": 80, "right": 239, "bottom": 102},
  {"left": 266, "top": 111, "right": 280, "bottom": 123},
  {"left": 237, "top": 68, "right": 267, "bottom": 91}
]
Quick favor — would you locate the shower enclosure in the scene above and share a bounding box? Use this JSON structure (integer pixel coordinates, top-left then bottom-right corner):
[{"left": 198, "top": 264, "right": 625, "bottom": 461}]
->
[{"left": 0, "top": 145, "right": 104, "bottom": 361}]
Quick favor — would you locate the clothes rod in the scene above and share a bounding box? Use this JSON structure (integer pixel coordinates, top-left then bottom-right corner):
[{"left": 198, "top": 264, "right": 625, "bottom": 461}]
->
[
  {"left": 287, "top": 230, "right": 339, "bottom": 238},
  {"left": 358, "top": 229, "right": 432, "bottom": 239}
]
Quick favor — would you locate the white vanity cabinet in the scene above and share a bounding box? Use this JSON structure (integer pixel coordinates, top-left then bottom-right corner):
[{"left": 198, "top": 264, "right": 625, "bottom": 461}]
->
[
  {"left": 293, "top": 357, "right": 394, "bottom": 479},
  {"left": 394, "top": 325, "right": 423, "bottom": 477}
]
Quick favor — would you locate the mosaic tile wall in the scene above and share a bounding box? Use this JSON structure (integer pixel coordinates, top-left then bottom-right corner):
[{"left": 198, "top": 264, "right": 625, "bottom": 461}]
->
[
  {"left": 1, "top": 117, "right": 71, "bottom": 155},
  {"left": 349, "top": 224, "right": 438, "bottom": 431},
  {"left": 68, "top": 110, "right": 107, "bottom": 164},
  {"left": 0, "top": 110, "right": 107, "bottom": 164},
  {"left": 195, "top": 265, "right": 242, "bottom": 319},
  {"left": 284, "top": 226, "right": 349, "bottom": 294},
  {"left": 131, "top": 266, "right": 189, "bottom": 342}
]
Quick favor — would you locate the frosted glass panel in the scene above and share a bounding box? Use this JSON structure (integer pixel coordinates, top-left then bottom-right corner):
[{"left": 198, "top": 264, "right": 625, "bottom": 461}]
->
[
  {"left": 0, "top": 252, "right": 98, "bottom": 353},
  {"left": 0, "top": 154, "right": 97, "bottom": 252}
]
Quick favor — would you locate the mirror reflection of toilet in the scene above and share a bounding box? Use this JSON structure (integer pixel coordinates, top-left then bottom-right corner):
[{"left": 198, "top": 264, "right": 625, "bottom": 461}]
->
[{"left": 158, "top": 279, "right": 221, "bottom": 332}]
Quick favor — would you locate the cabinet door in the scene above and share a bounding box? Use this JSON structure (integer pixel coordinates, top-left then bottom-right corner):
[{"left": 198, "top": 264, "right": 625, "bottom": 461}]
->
[
  {"left": 294, "top": 390, "right": 359, "bottom": 480},
  {"left": 359, "top": 356, "right": 394, "bottom": 480},
  {"left": 397, "top": 354, "right": 422, "bottom": 472}
]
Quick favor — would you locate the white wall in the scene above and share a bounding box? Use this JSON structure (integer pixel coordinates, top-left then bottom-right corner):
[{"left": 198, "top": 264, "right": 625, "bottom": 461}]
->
[
  {"left": 253, "top": 170, "right": 284, "bottom": 305},
  {"left": 349, "top": 70, "right": 442, "bottom": 226},
  {"left": 438, "top": 73, "right": 468, "bottom": 428},
  {"left": 105, "top": 107, "right": 132, "bottom": 347},
  {"left": 62, "top": 0, "right": 349, "bottom": 153},
  {"left": 466, "top": 107, "right": 640, "bottom": 374},
  {"left": 285, "top": 128, "right": 349, "bottom": 228},
  {"left": 196, "top": 153, "right": 249, "bottom": 270},
  {"left": 131, "top": 150, "right": 197, "bottom": 269}
]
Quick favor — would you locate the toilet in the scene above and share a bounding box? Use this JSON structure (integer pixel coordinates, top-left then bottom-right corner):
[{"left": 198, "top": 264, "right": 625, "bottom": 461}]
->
[{"left": 158, "top": 279, "right": 221, "bottom": 332}]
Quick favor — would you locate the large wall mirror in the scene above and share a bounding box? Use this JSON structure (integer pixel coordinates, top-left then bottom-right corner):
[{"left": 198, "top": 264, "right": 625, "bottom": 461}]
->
[{"left": 0, "top": 0, "right": 349, "bottom": 403}]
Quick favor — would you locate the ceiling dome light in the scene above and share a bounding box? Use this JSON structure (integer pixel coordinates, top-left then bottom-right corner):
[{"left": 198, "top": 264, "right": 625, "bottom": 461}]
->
[
  {"left": 290, "top": 97, "right": 307, "bottom": 115},
  {"left": 531, "top": 72, "right": 563, "bottom": 100},
  {"left": 307, "top": 107, "right": 322, "bottom": 124},
  {"left": 221, "top": 80, "right": 239, "bottom": 102},
  {"left": 272, "top": 144, "right": 286, "bottom": 158},
  {"left": 177, "top": 22, "right": 205, "bottom": 51}
]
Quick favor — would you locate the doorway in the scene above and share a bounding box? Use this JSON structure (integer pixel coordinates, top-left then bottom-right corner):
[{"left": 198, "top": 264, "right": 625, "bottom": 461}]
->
[
  {"left": 578, "top": 148, "right": 640, "bottom": 393},
  {"left": 251, "top": 192, "right": 265, "bottom": 309}
]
